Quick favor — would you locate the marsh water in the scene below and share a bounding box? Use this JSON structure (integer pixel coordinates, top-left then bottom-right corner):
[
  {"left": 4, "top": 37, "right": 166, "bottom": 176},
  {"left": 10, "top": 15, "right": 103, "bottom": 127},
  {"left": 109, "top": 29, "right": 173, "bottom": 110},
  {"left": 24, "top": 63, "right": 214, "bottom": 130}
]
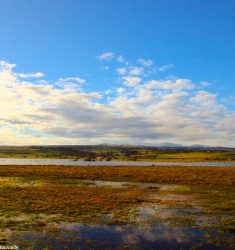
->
[
  {"left": 0, "top": 178, "right": 234, "bottom": 249},
  {"left": 0, "top": 158, "right": 235, "bottom": 166},
  {"left": 3, "top": 205, "right": 233, "bottom": 250},
  {"left": 0, "top": 165, "right": 234, "bottom": 249},
  {"left": 6, "top": 223, "right": 231, "bottom": 250}
]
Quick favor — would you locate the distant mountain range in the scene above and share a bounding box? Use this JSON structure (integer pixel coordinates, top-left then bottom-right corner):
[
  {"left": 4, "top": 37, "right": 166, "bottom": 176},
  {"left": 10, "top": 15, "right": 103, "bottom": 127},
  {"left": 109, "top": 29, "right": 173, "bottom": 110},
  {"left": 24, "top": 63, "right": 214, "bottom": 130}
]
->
[
  {"left": 0, "top": 143, "right": 234, "bottom": 150},
  {"left": 99, "top": 142, "right": 235, "bottom": 150},
  {"left": 158, "top": 142, "right": 208, "bottom": 148}
]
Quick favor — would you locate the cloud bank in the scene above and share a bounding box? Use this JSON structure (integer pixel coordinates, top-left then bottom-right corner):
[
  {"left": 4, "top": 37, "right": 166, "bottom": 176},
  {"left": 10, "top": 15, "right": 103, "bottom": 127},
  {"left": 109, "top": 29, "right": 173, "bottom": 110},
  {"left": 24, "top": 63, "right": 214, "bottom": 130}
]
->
[{"left": 0, "top": 56, "right": 234, "bottom": 146}]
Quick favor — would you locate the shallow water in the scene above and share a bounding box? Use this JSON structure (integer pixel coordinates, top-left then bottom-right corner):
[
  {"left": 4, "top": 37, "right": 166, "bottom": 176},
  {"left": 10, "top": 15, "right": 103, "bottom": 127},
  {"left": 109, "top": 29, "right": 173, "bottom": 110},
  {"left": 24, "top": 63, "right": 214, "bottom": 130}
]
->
[
  {"left": 6, "top": 222, "right": 231, "bottom": 250},
  {"left": 0, "top": 172, "right": 234, "bottom": 249},
  {"left": 0, "top": 158, "right": 234, "bottom": 166},
  {"left": 0, "top": 179, "right": 233, "bottom": 249}
]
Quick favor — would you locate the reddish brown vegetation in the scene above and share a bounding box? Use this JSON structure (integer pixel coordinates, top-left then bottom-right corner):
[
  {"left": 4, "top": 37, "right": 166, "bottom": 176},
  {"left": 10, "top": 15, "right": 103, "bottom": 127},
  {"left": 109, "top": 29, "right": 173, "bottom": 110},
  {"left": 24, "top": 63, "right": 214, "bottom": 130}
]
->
[
  {"left": 0, "top": 165, "right": 234, "bottom": 185},
  {"left": 0, "top": 183, "right": 147, "bottom": 224}
]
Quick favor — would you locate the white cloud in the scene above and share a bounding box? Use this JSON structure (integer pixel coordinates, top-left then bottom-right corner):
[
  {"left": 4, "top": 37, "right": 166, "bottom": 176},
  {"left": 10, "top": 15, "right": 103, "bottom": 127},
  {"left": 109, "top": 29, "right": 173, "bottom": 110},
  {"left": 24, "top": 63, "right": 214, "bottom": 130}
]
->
[
  {"left": 97, "top": 52, "right": 126, "bottom": 65},
  {"left": 116, "top": 87, "right": 125, "bottom": 94},
  {"left": 97, "top": 52, "right": 115, "bottom": 61},
  {"left": 129, "top": 67, "right": 144, "bottom": 76},
  {"left": 146, "top": 79, "right": 195, "bottom": 90},
  {"left": 0, "top": 61, "right": 44, "bottom": 79},
  {"left": 137, "top": 58, "right": 153, "bottom": 67},
  {"left": 117, "top": 67, "right": 127, "bottom": 75},
  {"left": 55, "top": 77, "right": 86, "bottom": 91},
  {"left": 116, "top": 55, "right": 125, "bottom": 63},
  {"left": 0, "top": 58, "right": 234, "bottom": 147},
  {"left": 0, "top": 60, "right": 16, "bottom": 71},
  {"left": 117, "top": 66, "right": 143, "bottom": 76},
  {"left": 122, "top": 76, "right": 142, "bottom": 87},
  {"left": 190, "top": 91, "right": 217, "bottom": 107},
  {"left": 58, "top": 77, "right": 86, "bottom": 84},
  {"left": 158, "top": 64, "right": 174, "bottom": 72},
  {"left": 15, "top": 72, "right": 44, "bottom": 78}
]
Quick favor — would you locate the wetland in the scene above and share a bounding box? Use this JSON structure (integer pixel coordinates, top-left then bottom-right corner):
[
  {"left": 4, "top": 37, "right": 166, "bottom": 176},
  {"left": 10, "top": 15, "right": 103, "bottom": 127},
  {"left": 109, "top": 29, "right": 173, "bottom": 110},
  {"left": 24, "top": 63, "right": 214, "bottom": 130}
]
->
[{"left": 0, "top": 165, "right": 234, "bottom": 249}]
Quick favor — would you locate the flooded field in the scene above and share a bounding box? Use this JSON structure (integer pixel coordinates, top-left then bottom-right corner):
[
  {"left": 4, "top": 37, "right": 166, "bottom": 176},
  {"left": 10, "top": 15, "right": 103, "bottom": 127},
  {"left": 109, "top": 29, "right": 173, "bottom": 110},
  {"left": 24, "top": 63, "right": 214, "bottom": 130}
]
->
[
  {"left": 0, "top": 158, "right": 235, "bottom": 166},
  {"left": 0, "top": 165, "right": 234, "bottom": 249},
  {"left": 5, "top": 223, "right": 233, "bottom": 249}
]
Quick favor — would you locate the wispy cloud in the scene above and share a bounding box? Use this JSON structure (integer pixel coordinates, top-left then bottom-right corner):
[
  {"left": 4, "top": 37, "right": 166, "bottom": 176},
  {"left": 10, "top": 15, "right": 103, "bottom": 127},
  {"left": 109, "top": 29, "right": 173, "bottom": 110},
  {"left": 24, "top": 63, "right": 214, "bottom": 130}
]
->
[
  {"left": 158, "top": 63, "right": 174, "bottom": 72},
  {"left": 58, "top": 77, "right": 86, "bottom": 84},
  {"left": 137, "top": 58, "right": 153, "bottom": 67},
  {"left": 97, "top": 52, "right": 115, "bottom": 61},
  {"left": 116, "top": 55, "right": 125, "bottom": 63},
  {"left": 200, "top": 81, "right": 210, "bottom": 87},
  {"left": 15, "top": 72, "right": 44, "bottom": 78},
  {"left": 97, "top": 52, "right": 126, "bottom": 63}
]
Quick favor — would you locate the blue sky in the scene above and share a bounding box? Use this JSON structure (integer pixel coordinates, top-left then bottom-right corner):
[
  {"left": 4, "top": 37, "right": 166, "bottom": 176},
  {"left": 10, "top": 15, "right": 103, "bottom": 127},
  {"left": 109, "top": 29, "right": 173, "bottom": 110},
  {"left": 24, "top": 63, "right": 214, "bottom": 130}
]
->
[{"left": 0, "top": 0, "right": 234, "bottom": 146}]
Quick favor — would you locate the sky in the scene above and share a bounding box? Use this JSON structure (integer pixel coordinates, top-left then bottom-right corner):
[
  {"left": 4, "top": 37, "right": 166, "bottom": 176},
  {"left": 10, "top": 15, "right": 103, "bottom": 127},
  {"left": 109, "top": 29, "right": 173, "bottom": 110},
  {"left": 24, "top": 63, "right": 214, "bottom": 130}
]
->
[{"left": 0, "top": 0, "right": 234, "bottom": 146}]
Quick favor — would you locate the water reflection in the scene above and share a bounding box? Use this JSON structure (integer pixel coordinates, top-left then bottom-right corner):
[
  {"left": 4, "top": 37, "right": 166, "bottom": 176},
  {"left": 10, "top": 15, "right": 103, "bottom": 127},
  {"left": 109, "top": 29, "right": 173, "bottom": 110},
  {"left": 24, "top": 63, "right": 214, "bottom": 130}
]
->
[{"left": 8, "top": 222, "right": 230, "bottom": 250}]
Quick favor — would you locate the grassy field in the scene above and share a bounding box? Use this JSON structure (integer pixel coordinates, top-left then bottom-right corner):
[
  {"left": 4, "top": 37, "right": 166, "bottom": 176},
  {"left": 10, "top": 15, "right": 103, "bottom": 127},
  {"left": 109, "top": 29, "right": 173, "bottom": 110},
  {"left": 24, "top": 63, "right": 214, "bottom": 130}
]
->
[
  {"left": 0, "top": 165, "right": 234, "bottom": 249},
  {"left": 0, "top": 145, "right": 235, "bottom": 161}
]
